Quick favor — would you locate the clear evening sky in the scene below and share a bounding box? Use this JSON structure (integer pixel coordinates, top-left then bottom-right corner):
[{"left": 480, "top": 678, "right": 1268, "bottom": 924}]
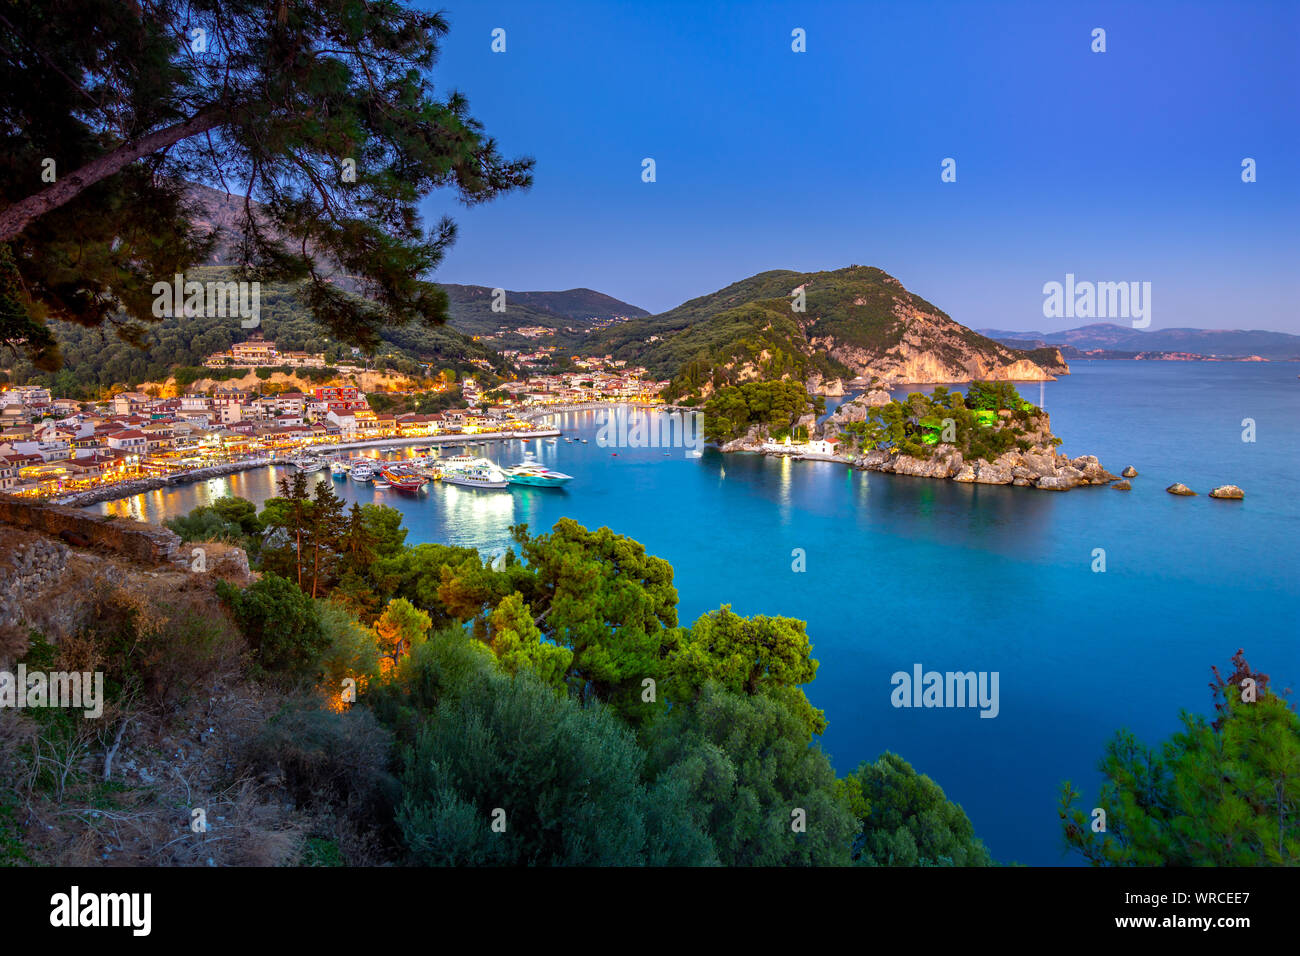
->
[{"left": 420, "top": 0, "right": 1299, "bottom": 332}]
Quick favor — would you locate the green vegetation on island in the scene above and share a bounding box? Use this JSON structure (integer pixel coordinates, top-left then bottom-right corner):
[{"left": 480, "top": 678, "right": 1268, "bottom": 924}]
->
[{"left": 839, "top": 383, "right": 1050, "bottom": 462}]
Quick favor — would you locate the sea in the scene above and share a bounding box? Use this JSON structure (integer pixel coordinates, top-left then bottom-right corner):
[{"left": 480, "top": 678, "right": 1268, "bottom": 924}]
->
[{"left": 93, "top": 361, "right": 1300, "bottom": 865}]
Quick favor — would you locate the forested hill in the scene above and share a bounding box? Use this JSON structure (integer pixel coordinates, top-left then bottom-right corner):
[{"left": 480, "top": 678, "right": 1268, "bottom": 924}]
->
[
  {"left": 188, "top": 183, "right": 648, "bottom": 338},
  {"left": 442, "top": 284, "right": 648, "bottom": 337},
  {"left": 1, "top": 266, "right": 510, "bottom": 398},
  {"left": 581, "top": 265, "right": 1068, "bottom": 399}
]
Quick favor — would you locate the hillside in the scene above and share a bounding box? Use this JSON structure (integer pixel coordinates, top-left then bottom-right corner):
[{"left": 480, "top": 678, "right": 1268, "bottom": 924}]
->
[
  {"left": 189, "top": 183, "right": 646, "bottom": 342},
  {"left": 442, "top": 284, "right": 647, "bottom": 338},
  {"left": 978, "top": 323, "right": 1300, "bottom": 360},
  {"left": 585, "top": 266, "right": 1068, "bottom": 398},
  {"left": 1, "top": 266, "right": 510, "bottom": 398}
]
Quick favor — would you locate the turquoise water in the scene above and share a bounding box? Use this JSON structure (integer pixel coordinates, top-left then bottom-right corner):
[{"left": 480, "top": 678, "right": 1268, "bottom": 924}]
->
[{"left": 96, "top": 362, "right": 1300, "bottom": 864}]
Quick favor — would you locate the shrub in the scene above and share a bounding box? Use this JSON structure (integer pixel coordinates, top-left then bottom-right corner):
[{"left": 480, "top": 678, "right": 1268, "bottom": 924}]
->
[
  {"left": 242, "top": 697, "right": 398, "bottom": 821},
  {"left": 219, "top": 573, "right": 328, "bottom": 682},
  {"left": 397, "top": 668, "right": 705, "bottom": 866}
]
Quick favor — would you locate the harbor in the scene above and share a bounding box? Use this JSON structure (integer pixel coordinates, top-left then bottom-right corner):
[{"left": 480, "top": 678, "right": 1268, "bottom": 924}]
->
[
  {"left": 299, "top": 443, "right": 575, "bottom": 493},
  {"left": 52, "top": 428, "right": 563, "bottom": 506}
]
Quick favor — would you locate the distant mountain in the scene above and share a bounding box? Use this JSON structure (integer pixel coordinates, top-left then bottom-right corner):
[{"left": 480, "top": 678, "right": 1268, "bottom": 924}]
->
[
  {"left": 978, "top": 323, "right": 1300, "bottom": 360},
  {"left": 440, "top": 284, "right": 648, "bottom": 337},
  {"left": 584, "top": 266, "right": 1069, "bottom": 397}
]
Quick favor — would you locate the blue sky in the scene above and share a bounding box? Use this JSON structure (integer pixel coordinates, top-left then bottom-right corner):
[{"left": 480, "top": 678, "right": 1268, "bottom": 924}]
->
[{"left": 420, "top": 0, "right": 1299, "bottom": 332}]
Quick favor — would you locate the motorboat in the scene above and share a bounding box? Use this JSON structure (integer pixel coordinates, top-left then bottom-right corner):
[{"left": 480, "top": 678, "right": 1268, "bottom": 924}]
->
[
  {"left": 504, "top": 455, "right": 572, "bottom": 488},
  {"left": 440, "top": 458, "right": 508, "bottom": 490}
]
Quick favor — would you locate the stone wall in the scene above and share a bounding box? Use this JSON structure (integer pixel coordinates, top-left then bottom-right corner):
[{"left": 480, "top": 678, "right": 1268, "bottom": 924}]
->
[{"left": 0, "top": 495, "right": 182, "bottom": 566}]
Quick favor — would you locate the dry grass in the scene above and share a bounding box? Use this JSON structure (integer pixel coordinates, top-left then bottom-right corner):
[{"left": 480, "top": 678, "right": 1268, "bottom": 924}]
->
[{"left": 0, "top": 532, "right": 397, "bottom": 867}]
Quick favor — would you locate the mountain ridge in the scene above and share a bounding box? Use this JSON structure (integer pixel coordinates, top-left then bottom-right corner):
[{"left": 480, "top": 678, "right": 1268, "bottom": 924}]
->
[{"left": 978, "top": 323, "right": 1300, "bottom": 360}]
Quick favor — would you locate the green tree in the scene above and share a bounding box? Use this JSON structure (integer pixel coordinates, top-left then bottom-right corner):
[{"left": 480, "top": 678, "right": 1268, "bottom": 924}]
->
[
  {"left": 642, "top": 683, "right": 857, "bottom": 866},
  {"left": 219, "top": 573, "right": 328, "bottom": 681},
  {"left": 372, "top": 597, "right": 432, "bottom": 672},
  {"left": 1, "top": 0, "right": 533, "bottom": 364},
  {"left": 397, "top": 664, "right": 713, "bottom": 866},
  {"left": 371, "top": 542, "right": 485, "bottom": 627},
  {"left": 487, "top": 592, "right": 572, "bottom": 690},
  {"left": 667, "top": 605, "right": 826, "bottom": 736},
  {"left": 513, "top": 519, "right": 678, "bottom": 719},
  {"left": 1061, "top": 651, "right": 1300, "bottom": 866},
  {"left": 259, "top": 472, "right": 313, "bottom": 588},
  {"left": 305, "top": 479, "right": 347, "bottom": 597},
  {"left": 317, "top": 599, "right": 381, "bottom": 697},
  {"left": 847, "top": 752, "right": 992, "bottom": 866}
]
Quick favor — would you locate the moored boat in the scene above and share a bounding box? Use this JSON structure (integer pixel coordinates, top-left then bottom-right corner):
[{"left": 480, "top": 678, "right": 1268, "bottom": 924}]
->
[
  {"left": 381, "top": 466, "right": 427, "bottom": 492},
  {"left": 504, "top": 459, "right": 573, "bottom": 487},
  {"left": 440, "top": 459, "right": 509, "bottom": 490}
]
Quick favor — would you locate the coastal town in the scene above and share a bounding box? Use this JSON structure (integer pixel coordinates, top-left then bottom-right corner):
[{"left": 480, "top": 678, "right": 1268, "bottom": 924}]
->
[{"left": 0, "top": 342, "right": 669, "bottom": 499}]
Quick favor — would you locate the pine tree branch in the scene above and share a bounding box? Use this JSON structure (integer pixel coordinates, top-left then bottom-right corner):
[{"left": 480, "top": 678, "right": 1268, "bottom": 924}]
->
[{"left": 0, "top": 105, "right": 226, "bottom": 241}]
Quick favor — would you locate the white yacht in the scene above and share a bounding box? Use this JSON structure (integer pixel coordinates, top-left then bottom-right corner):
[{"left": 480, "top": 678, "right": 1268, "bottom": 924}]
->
[{"left": 440, "top": 457, "right": 508, "bottom": 490}]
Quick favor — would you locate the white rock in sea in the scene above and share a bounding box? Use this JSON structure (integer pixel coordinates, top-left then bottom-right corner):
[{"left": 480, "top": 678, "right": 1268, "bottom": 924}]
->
[
  {"left": 1209, "top": 484, "right": 1244, "bottom": 499},
  {"left": 1121, "top": 465, "right": 1138, "bottom": 478}
]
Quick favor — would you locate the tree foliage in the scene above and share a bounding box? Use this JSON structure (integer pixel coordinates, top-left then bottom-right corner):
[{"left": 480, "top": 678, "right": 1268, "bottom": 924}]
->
[
  {"left": 1061, "top": 651, "right": 1299, "bottom": 866},
  {"left": 1, "top": 0, "right": 532, "bottom": 365}
]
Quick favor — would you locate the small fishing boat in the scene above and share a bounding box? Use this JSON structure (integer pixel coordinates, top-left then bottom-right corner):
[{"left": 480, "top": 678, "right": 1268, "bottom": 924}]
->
[
  {"left": 372, "top": 477, "right": 390, "bottom": 490},
  {"left": 330, "top": 460, "right": 348, "bottom": 480},
  {"left": 350, "top": 463, "right": 374, "bottom": 482}
]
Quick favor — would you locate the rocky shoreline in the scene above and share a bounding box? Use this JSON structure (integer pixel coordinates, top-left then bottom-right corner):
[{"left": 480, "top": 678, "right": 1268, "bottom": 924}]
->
[
  {"left": 720, "top": 397, "right": 1121, "bottom": 492},
  {"left": 854, "top": 446, "right": 1117, "bottom": 490},
  {"left": 721, "top": 434, "right": 1119, "bottom": 490}
]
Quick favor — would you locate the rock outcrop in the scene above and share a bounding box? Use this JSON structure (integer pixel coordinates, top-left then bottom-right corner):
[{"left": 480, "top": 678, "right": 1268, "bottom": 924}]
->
[
  {"left": 1112, "top": 480, "right": 1132, "bottom": 491},
  {"left": 854, "top": 446, "right": 1116, "bottom": 491},
  {"left": 1121, "top": 466, "right": 1138, "bottom": 478},
  {"left": 1166, "top": 483, "right": 1196, "bottom": 496},
  {"left": 1209, "top": 485, "right": 1244, "bottom": 499},
  {"left": 0, "top": 503, "right": 254, "bottom": 661}
]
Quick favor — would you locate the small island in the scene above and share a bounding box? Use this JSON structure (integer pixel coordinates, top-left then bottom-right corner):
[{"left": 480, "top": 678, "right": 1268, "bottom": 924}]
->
[{"left": 702, "top": 379, "right": 1118, "bottom": 491}]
